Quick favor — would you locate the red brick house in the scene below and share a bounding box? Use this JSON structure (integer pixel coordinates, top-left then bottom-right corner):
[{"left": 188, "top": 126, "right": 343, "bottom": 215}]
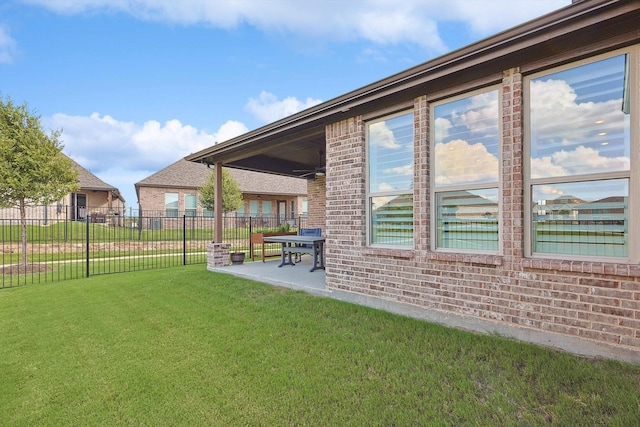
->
[
  {"left": 135, "top": 158, "right": 307, "bottom": 221},
  {"left": 188, "top": 0, "right": 640, "bottom": 363}
]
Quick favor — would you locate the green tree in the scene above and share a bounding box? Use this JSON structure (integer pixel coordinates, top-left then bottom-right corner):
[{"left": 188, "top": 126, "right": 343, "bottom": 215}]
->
[
  {"left": 0, "top": 96, "right": 79, "bottom": 266},
  {"left": 198, "top": 168, "right": 242, "bottom": 214}
]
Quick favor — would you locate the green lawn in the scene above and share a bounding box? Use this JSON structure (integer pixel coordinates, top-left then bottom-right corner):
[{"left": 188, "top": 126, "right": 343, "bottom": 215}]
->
[
  {"left": 1, "top": 266, "right": 639, "bottom": 426},
  {"left": 0, "top": 220, "right": 283, "bottom": 243}
]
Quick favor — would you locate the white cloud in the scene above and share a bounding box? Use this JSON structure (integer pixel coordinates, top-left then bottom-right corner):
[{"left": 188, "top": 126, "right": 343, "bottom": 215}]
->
[
  {"left": 46, "top": 112, "right": 218, "bottom": 171},
  {"left": 369, "top": 121, "right": 401, "bottom": 149},
  {"left": 355, "top": 8, "right": 445, "bottom": 51},
  {"left": 530, "top": 78, "right": 630, "bottom": 178},
  {"left": 529, "top": 156, "right": 568, "bottom": 179},
  {"left": 378, "top": 183, "right": 393, "bottom": 192},
  {"left": 48, "top": 113, "right": 248, "bottom": 168},
  {"left": 131, "top": 119, "right": 216, "bottom": 165},
  {"left": 531, "top": 146, "right": 630, "bottom": 179},
  {"left": 446, "top": 0, "right": 569, "bottom": 36},
  {"left": 42, "top": 112, "right": 248, "bottom": 205},
  {"left": 530, "top": 78, "right": 625, "bottom": 142},
  {"left": 435, "top": 139, "right": 498, "bottom": 185},
  {"left": 536, "top": 185, "right": 565, "bottom": 197},
  {"left": 455, "top": 91, "right": 499, "bottom": 134},
  {"left": 0, "top": 25, "right": 18, "bottom": 64},
  {"left": 384, "top": 164, "right": 413, "bottom": 176},
  {"left": 434, "top": 117, "right": 452, "bottom": 145},
  {"left": 214, "top": 120, "right": 249, "bottom": 143},
  {"left": 244, "top": 91, "right": 322, "bottom": 124},
  {"left": 23, "top": 0, "right": 569, "bottom": 52}
]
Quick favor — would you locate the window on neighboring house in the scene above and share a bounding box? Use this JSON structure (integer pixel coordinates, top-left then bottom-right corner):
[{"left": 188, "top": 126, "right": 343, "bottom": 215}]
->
[
  {"left": 250, "top": 200, "right": 259, "bottom": 217},
  {"left": 185, "top": 194, "right": 197, "bottom": 217},
  {"left": 367, "top": 110, "right": 414, "bottom": 246},
  {"left": 290, "top": 200, "right": 295, "bottom": 218},
  {"left": 432, "top": 89, "right": 500, "bottom": 252},
  {"left": 234, "top": 202, "right": 245, "bottom": 218},
  {"left": 262, "top": 201, "right": 271, "bottom": 216},
  {"left": 527, "top": 50, "right": 634, "bottom": 260},
  {"left": 165, "top": 193, "right": 178, "bottom": 217},
  {"left": 302, "top": 199, "right": 308, "bottom": 217}
]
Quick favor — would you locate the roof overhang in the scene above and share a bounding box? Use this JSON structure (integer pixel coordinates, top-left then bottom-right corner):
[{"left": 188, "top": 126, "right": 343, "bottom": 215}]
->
[{"left": 186, "top": 0, "right": 640, "bottom": 178}]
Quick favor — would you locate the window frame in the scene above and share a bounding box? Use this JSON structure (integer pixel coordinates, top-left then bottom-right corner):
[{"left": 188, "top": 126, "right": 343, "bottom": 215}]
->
[
  {"left": 430, "top": 86, "right": 503, "bottom": 255},
  {"left": 523, "top": 46, "right": 639, "bottom": 263},
  {"left": 365, "top": 109, "right": 415, "bottom": 248}
]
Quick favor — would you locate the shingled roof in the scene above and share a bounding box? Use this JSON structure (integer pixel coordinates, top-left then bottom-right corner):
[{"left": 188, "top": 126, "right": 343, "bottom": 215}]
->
[
  {"left": 135, "top": 158, "right": 307, "bottom": 196},
  {"left": 67, "top": 156, "right": 125, "bottom": 202}
]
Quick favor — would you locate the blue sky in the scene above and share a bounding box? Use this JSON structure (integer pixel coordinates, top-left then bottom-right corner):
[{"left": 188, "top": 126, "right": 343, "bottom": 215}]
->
[{"left": 0, "top": 0, "right": 570, "bottom": 208}]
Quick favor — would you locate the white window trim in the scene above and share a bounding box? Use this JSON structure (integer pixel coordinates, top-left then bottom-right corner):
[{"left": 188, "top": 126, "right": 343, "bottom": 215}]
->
[
  {"left": 523, "top": 46, "right": 639, "bottom": 263},
  {"left": 430, "top": 85, "right": 503, "bottom": 255}
]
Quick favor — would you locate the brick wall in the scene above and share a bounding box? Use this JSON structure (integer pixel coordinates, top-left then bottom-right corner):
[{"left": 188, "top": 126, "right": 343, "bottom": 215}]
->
[
  {"left": 324, "top": 71, "right": 640, "bottom": 357},
  {"left": 306, "top": 176, "right": 327, "bottom": 231}
]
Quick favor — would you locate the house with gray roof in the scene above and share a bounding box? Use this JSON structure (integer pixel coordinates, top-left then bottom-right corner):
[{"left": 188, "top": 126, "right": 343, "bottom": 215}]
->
[
  {"left": 135, "top": 158, "right": 307, "bottom": 221},
  {"left": 0, "top": 155, "right": 125, "bottom": 222}
]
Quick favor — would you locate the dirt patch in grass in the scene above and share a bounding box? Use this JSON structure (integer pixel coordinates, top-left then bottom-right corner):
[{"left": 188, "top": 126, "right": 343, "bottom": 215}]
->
[{"left": 0, "top": 263, "right": 53, "bottom": 274}]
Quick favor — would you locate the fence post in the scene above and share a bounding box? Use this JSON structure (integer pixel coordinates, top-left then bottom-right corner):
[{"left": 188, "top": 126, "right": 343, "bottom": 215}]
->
[
  {"left": 85, "top": 215, "right": 90, "bottom": 278},
  {"left": 183, "top": 215, "right": 187, "bottom": 266}
]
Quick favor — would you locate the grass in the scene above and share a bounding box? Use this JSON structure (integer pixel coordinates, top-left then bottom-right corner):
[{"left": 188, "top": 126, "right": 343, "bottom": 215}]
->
[
  {"left": 0, "top": 221, "right": 277, "bottom": 244},
  {"left": 1, "top": 253, "right": 208, "bottom": 287},
  {"left": 1, "top": 266, "right": 639, "bottom": 426}
]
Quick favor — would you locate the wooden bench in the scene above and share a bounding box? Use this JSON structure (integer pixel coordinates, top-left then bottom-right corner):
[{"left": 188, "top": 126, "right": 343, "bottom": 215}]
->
[{"left": 250, "top": 231, "right": 297, "bottom": 262}]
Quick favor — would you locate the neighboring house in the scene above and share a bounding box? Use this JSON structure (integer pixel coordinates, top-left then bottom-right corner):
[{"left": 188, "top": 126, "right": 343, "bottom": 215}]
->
[
  {"left": 135, "top": 158, "right": 307, "bottom": 222},
  {"left": 0, "top": 155, "right": 125, "bottom": 222},
  {"left": 188, "top": 0, "right": 640, "bottom": 363}
]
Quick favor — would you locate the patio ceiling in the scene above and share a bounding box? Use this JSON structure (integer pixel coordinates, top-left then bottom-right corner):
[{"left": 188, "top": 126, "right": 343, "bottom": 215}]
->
[{"left": 186, "top": 0, "right": 640, "bottom": 179}]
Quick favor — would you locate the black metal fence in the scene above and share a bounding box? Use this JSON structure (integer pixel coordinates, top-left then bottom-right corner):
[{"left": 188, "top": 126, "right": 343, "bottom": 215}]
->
[{"left": 1, "top": 211, "right": 308, "bottom": 288}]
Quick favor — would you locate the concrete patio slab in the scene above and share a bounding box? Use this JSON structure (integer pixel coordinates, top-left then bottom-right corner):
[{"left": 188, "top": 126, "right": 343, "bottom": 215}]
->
[{"left": 209, "top": 256, "right": 329, "bottom": 297}]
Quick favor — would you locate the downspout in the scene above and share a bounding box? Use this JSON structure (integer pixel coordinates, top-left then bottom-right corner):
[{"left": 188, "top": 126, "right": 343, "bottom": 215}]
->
[{"left": 214, "top": 162, "right": 223, "bottom": 243}]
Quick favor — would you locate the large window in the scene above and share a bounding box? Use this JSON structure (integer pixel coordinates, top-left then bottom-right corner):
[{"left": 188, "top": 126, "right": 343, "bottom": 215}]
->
[
  {"left": 185, "top": 194, "right": 197, "bottom": 217},
  {"left": 165, "top": 193, "right": 178, "bottom": 217},
  {"left": 432, "top": 89, "right": 500, "bottom": 252},
  {"left": 527, "top": 51, "right": 634, "bottom": 259},
  {"left": 367, "top": 111, "right": 414, "bottom": 246}
]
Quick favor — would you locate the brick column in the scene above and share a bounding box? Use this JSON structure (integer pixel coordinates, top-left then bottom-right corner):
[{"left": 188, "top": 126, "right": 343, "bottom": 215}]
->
[
  {"left": 501, "top": 67, "right": 524, "bottom": 270},
  {"left": 207, "top": 242, "right": 230, "bottom": 268}
]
